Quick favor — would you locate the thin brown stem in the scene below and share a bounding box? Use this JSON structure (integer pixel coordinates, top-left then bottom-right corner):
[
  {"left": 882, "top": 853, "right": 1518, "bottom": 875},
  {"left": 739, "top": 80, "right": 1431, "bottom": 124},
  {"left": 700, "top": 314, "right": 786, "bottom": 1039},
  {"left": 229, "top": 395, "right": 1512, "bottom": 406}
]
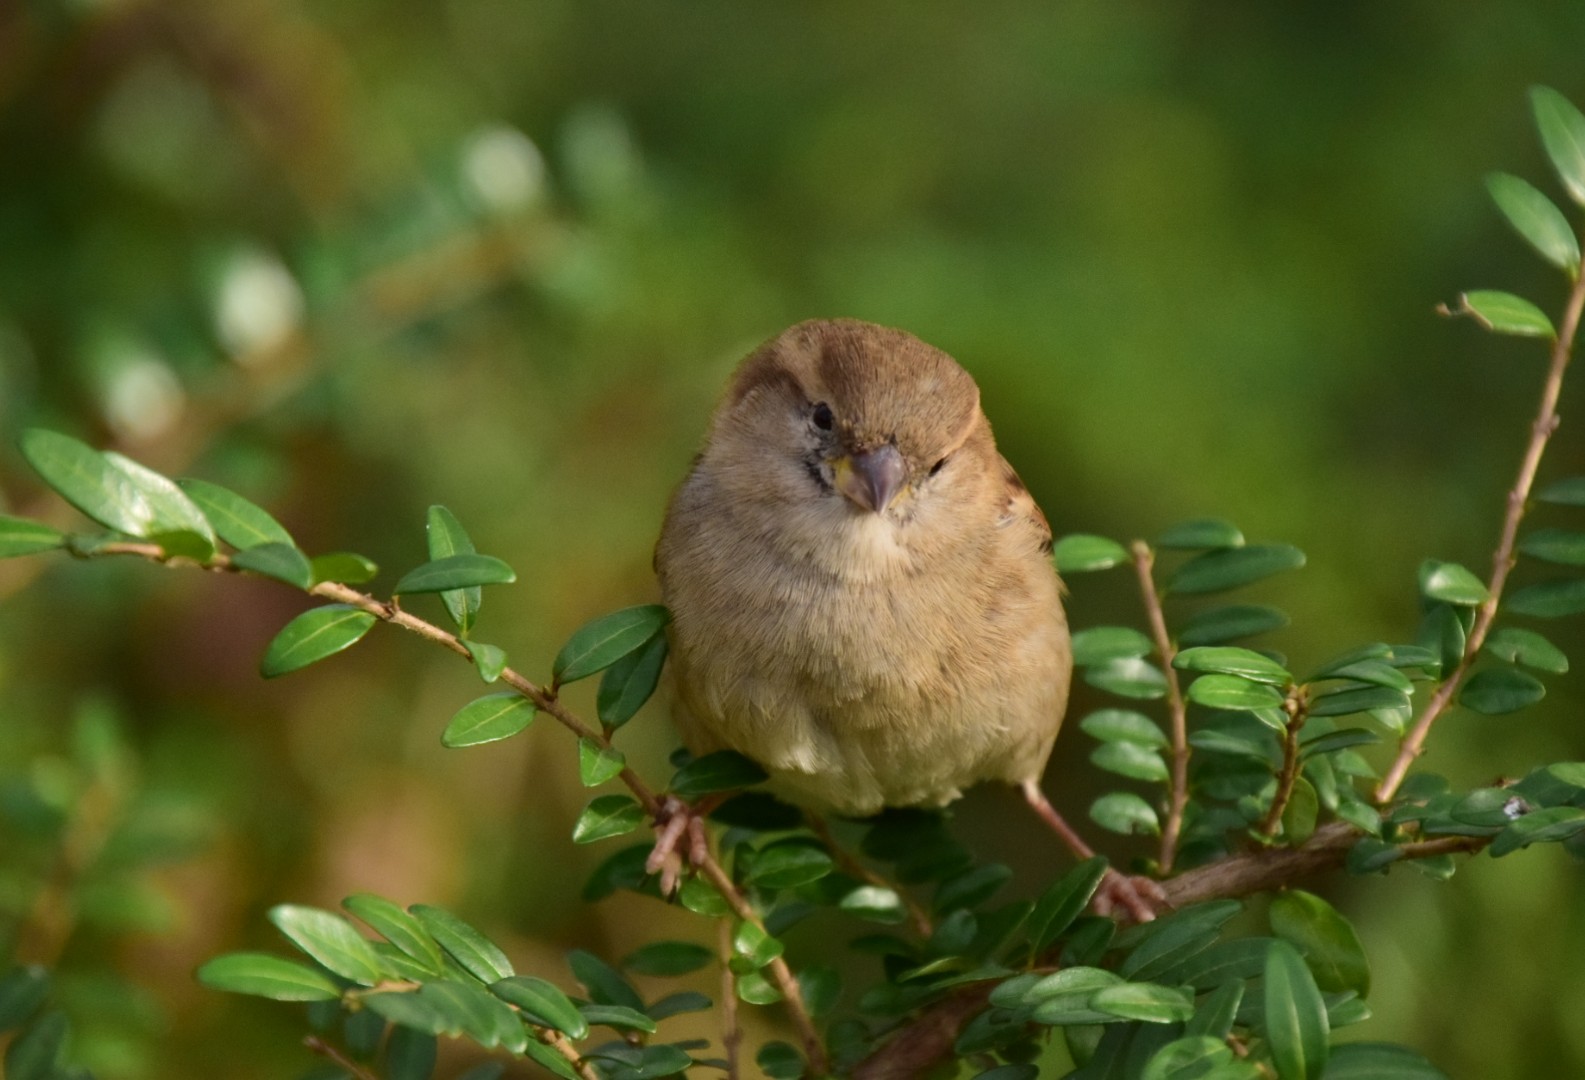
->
[
  {"left": 718, "top": 918, "right": 742, "bottom": 1080},
  {"left": 539, "top": 1031, "right": 602, "bottom": 1080},
  {"left": 303, "top": 1036, "right": 381, "bottom": 1080},
  {"left": 1377, "top": 269, "right": 1585, "bottom": 803},
  {"left": 808, "top": 815, "right": 934, "bottom": 938},
  {"left": 1257, "top": 694, "right": 1307, "bottom": 838},
  {"left": 1132, "top": 541, "right": 1190, "bottom": 873}
]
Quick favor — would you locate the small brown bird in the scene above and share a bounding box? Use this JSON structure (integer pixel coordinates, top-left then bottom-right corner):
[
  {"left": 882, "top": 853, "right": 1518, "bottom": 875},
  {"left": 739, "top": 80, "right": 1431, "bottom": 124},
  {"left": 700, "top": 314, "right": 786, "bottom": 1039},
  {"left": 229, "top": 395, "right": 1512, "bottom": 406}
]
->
[{"left": 655, "top": 319, "right": 1157, "bottom": 918}]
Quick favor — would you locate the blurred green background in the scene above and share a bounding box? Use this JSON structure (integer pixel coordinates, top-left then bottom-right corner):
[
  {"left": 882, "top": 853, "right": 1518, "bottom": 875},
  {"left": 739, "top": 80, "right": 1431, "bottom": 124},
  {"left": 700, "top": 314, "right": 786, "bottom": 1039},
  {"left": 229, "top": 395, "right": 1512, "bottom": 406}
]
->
[{"left": 4, "top": 1, "right": 1585, "bottom": 1075}]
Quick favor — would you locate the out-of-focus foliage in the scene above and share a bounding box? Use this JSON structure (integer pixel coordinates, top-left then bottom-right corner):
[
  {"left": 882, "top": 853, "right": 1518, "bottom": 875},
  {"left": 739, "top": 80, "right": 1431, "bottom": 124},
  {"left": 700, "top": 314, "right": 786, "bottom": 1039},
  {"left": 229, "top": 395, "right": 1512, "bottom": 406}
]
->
[{"left": 4, "top": 2, "right": 1585, "bottom": 1076}]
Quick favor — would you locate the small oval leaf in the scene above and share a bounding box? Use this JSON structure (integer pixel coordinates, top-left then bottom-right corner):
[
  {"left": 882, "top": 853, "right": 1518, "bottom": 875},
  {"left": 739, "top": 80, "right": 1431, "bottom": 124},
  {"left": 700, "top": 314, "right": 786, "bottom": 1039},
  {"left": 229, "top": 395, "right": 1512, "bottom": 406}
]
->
[
  {"left": 1052, "top": 534, "right": 1129, "bottom": 573},
  {"left": 669, "top": 750, "right": 768, "bottom": 798},
  {"left": 1459, "top": 667, "right": 1546, "bottom": 715},
  {"left": 1167, "top": 545, "right": 1306, "bottom": 595},
  {"left": 426, "top": 505, "right": 481, "bottom": 632},
  {"left": 1486, "top": 172, "right": 1580, "bottom": 274},
  {"left": 1156, "top": 518, "right": 1244, "bottom": 550},
  {"left": 260, "top": 604, "right": 378, "bottom": 678},
  {"left": 179, "top": 478, "right": 293, "bottom": 549},
  {"left": 597, "top": 632, "right": 668, "bottom": 730},
  {"left": 0, "top": 516, "right": 65, "bottom": 558},
  {"left": 573, "top": 795, "right": 645, "bottom": 844},
  {"left": 1533, "top": 85, "right": 1585, "bottom": 207},
  {"left": 394, "top": 553, "right": 516, "bottom": 595},
  {"left": 442, "top": 693, "right": 536, "bottom": 748},
  {"left": 1454, "top": 290, "right": 1555, "bottom": 338},
  {"left": 490, "top": 976, "right": 588, "bottom": 1039},
  {"left": 232, "top": 542, "right": 313, "bottom": 590},
  {"left": 409, "top": 904, "right": 514, "bottom": 983},
  {"left": 554, "top": 605, "right": 671, "bottom": 684},
  {"left": 1089, "top": 793, "right": 1160, "bottom": 836},
  {"left": 268, "top": 904, "right": 387, "bottom": 985},
  {"left": 196, "top": 952, "right": 342, "bottom": 1001},
  {"left": 1418, "top": 560, "right": 1490, "bottom": 606}
]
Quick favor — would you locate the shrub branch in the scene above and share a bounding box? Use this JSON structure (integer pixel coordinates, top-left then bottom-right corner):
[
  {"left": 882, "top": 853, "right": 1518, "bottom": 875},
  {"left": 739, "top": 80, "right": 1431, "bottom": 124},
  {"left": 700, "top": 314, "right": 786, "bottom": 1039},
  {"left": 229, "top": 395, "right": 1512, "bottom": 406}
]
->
[{"left": 1131, "top": 540, "right": 1191, "bottom": 873}]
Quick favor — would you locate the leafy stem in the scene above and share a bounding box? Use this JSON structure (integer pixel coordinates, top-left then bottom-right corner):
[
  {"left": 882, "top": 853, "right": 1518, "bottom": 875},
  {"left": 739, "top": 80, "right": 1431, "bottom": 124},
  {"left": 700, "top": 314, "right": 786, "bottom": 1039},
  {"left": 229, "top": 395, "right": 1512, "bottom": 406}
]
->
[
  {"left": 1130, "top": 540, "right": 1191, "bottom": 873},
  {"left": 1258, "top": 690, "right": 1309, "bottom": 838}
]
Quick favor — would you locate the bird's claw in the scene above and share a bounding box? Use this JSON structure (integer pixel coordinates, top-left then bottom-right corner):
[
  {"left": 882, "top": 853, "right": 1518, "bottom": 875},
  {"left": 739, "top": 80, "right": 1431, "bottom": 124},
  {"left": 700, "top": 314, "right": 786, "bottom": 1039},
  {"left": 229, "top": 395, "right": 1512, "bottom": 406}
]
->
[
  {"left": 645, "top": 797, "right": 711, "bottom": 895},
  {"left": 1091, "top": 869, "right": 1170, "bottom": 923}
]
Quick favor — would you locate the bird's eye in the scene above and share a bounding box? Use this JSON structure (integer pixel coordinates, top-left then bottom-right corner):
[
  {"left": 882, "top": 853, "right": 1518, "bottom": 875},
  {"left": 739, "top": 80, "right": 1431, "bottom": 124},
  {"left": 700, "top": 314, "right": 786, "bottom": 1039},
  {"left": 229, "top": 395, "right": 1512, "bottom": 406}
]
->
[
  {"left": 929, "top": 456, "right": 949, "bottom": 477},
  {"left": 811, "top": 402, "right": 835, "bottom": 431}
]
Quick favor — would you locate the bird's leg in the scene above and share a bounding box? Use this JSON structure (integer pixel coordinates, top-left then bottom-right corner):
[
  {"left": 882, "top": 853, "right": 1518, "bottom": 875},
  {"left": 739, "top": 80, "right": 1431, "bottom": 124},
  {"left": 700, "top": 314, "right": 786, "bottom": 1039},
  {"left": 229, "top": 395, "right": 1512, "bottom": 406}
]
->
[
  {"left": 1020, "top": 779, "right": 1168, "bottom": 924},
  {"left": 646, "top": 794, "right": 725, "bottom": 895}
]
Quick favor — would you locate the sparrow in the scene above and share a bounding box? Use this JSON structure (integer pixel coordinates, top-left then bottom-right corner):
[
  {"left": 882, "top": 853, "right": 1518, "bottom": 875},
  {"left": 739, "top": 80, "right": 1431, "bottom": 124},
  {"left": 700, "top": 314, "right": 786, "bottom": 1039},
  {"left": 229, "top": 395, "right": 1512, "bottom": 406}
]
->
[{"left": 654, "top": 319, "right": 1159, "bottom": 919}]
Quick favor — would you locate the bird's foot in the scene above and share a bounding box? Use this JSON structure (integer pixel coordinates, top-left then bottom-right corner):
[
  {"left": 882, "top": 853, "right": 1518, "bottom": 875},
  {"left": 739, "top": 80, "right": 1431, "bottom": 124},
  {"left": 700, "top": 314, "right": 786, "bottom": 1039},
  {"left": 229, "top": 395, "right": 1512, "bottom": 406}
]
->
[
  {"left": 1091, "top": 869, "right": 1170, "bottom": 923},
  {"left": 645, "top": 796, "right": 712, "bottom": 895}
]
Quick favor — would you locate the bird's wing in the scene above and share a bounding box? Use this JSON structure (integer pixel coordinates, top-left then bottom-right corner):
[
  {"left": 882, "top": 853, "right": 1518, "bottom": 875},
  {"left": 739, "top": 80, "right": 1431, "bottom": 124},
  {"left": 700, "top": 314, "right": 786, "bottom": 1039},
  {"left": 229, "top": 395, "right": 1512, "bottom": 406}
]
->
[{"left": 997, "top": 455, "right": 1053, "bottom": 555}]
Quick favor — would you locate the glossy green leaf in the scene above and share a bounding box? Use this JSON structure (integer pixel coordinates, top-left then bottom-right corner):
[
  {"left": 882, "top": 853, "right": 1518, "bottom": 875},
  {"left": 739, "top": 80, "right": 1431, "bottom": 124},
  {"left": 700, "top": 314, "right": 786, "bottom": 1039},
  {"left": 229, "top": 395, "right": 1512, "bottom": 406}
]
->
[
  {"left": 579, "top": 738, "right": 627, "bottom": 786},
  {"left": 310, "top": 551, "right": 379, "bottom": 585},
  {"left": 1157, "top": 518, "right": 1244, "bottom": 550},
  {"left": 103, "top": 451, "right": 216, "bottom": 555},
  {"left": 179, "top": 478, "right": 293, "bottom": 549},
  {"left": 1176, "top": 939, "right": 1271, "bottom": 993},
  {"left": 1090, "top": 793, "right": 1160, "bottom": 836},
  {"left": 20, "top": 429, "right": 150, "bottom": 535},
  {"left": 425, "top": 505, "right": 481, "bottom": 632},
  {"left": 1167, "top": 544, "right": 1305, "bottom": 595},
  {"left": 1300, "top": 729, "right": 1382, "bottom": 760},
  {"left": 1282, "top": 776, "right": 1319, "bottom": 844},
  {"left": 573, "top": 794, "right": 645, "bottom": 844},
  {"left": 1323, "top": 1042, "right": 1449, "bottom": 1079},
  {"left": 1142, "top": 1035, "right": 1237, "bottom": 1080},
  {"left": 621, "top": 941, "right": 713, "bottom": 977},
  {"left": 1185, "top": 979, "right": 1245, "bottom": 1039},
  {"left": 578, "top": 1003, "right": 657, "bottom": 1033},
  {"left": 410, "top": 904, "right": 514, "bottom": 982},
  {"left": 1085, "top": 656, "right": 1169, "bottom": 699},
  {"left": 554, "top": 604, "right": 670, "bottom": 684},
  {"left": 269, "top": 904, "right": 387, "bottom": 985},
  {"left": 196, "top": 952, "right": 342, "bottom": 1001},
  {"left": 1269, "top": 891, "right": 1369, "bottom": 997},
  {"left": 1455, "top": 290, "right": 1554, "bottom": 338},
  {"left": 597, "top": 631, "right": 668, "bottom": 729},
  {"left": 394, "top": 553, "right": 516, "bottom": 595},
  {"left": 1263, "top": 939, "right": 1329, "bottom": 1080},
  {"left": 1491, "top": 806, "right": 1585, "bottom": 856},
  {"left": 732, "top": 919, "right": 786, "bottom": 970},
  {"left": 464, "top": 640, "right": 508, "bottom": 683},
  {"left": 1308, "top": 685, "right": 1410, "bottom": 719},
  {"left": 837, "top": 884, "right": 905, "bottom": 925},
  {"left": 1459, "top": 667, "right": 1545, "bottom": 715},
  {"left": 0, "top": 966, "right": 48, "bottom": 1032},
  {"left": 4, "top": 1009, "right": 67, "bottom": 1080},
  {"left": 1487, "top": 172, "right": 1580, "bottom": 273},
  {"left": 442, "top": 693, "right": 536, "bottom": 748},
  {"left": 0, "top": 516, "right": 64, "bottom": 558},
  {"left": 1174, "top": 646, "right": 1290, "bottom": 686},
  {"left": 745, "top": 839, "right": 833, "bottom": 889},
  {"left": 1506, "top": 577, "right": 1585, "bottom": 616},
  {"left": 1080, "top": 709, "right": 1168, "bottom": 747},
  {"left": 1092, "top": 741, "right": 1169, "bottom": 782},
  {"left": 1186, "top": 674, "right": 1286, "bottom": 711},
  {"left": 1547, "top": 761, "right": 1585, "bottom": 789},
  {"left": 343, "top": 894, "right": 446, "bottom": 974},
  {"left": 1536, "top": 475, "right": 1585, "bottom": 505},
  {"left": 1178, "top": 603, "right": 1289, "bottom": 647},
  {"left": 1418, "top": 560, "right": 1490, "bottom": 606},
  {"left": 1520, "top": 527, "right": 1585, "bottom": 566},
  {"left": 1310, "top": 659, "right": 1413, "bottom": 693},
  {"left": 489, "top": 976, "right": 588, "bottom": 1038},
  {"left": 232, "top": 541, "right": 313, "bottom": 589},
  {"left": 798, "top": 966, "right": 841, "bottom": 1018},
  {"left": 1533, "top": 85, "right": 1585, "bottom": 206},
  {"left": 568, "top": 949, "right": 645, "bottom": 1010},
  {"left": 260, "top": 604, "right": 377, "bottom": 678},
  {"left": 1091, "top": 983, "right": 1194, "bottom": 1023},
  {"left": 669, "top": 749, "right": 768, "bottom": 798},
  {"left": 1053, "top": 533, "right": 1129, "bottom": 572},
  {"left": 1071, "top": 626, "right": 1155, "bottom": 667}
]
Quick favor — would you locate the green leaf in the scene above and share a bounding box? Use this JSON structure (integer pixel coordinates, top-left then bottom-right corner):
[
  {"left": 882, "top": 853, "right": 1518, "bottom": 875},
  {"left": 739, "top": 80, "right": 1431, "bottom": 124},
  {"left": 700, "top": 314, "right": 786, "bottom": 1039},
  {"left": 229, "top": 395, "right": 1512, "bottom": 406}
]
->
[
  {"left": 1174, "top": 646, "right": 1290, "bottom": 686},
  {"left": 745, "top": 839, "right": 833, "bottom": 889},
  {"left": 20, "top": 429, "right": 151, "bottom": 535},
  {"left": 579, "top": 738, "right": 627, "bottom": 786},
  {"left": 1310, "top": 658, "right": 1413, "bottom": 693},
  {"left": 1486, "top": 172, "right": 1580, "bottom": 274},
  {"left": 1090, "top": 983, "right": 1194, "bottom": 1023},
  {"left": 1491, "top": 806, "right": 1585, "bottom": 856},
  {"left": 1186, "top": 979, "right": 1245, "bottom": 1039},
  {"left": 0, "top": 966, "right": 48, "bottom": 1031},
  {"left": 1547, "top": 761, "right": 1585, "bottom": 789},
  {"left": 311, "top": 551, "right": 379, "bottom": 585},
  {"left": 260, "top": 604, "right": 378, "bottom": 678},
  {"left": 1090, "top": 793, "right": 1160, "bottom": 836},
  {"left": 1418, "top": 560, "right": 1490, "bottom": 606},
  {"left": 1167, "top": 544, "right": 1305, "bottom": 595},
  {"left": 1454, "top": 290, "right": 1555, "bottom": 338},
  {"left": 1081, "top": 709, "right": 1168, "bottom": 747},
  {"left": 757, "top": 1041, "right": 806, "bottom": 1079},
  {"left": 1142, "top": 1035, "right": 1237, "bottom": 1080},
  {"left": 1263, "top": 939, "right": 1329, "bottom": 1080},
  {"left": 1323, "top": 1042, "right": 1449, "bottom": 1079},
  {"left": 1537, "top": 475, "right": 1585, "bottom": 505},
  {"left": 554, "top": 604, "right": 671, "bottom": 684},
  {"left": 1186, "top": 674, "right": 1286, "bottom": 712},
  {"left": 1459, "top": 667, "right": 1546, "bottom": 715},
  {"left": 464, "top": 640, "right": 508, "bottom": 683},
  {"left": 490, "top": 976, "right": 589, "bottom": 1039},
  {"left": 103, "top": 451, "right": 217, "bottom": 555},
  {"left": 1028, "top": 858, "right": 1109, "bottom": 954},
  {"left": 934, "top": 863, "right": 1012, "bottom": 913},
  {"left": 1307, "top": 685, "right": 1410, "bottom": 719},
  {"left": 621, "top": 941, "right": 713, "bottom": 977},
  {"left": 1085, "top": 656, "right": 1169, "bottom": 699},
  {"left": 1269, "top": 891, "right": 1370, "bottom": 997},
  {"left": 839, "top": 884, "right": 907, "bottom": 924},
  {"left": 1053, "top": 533, "right": 1129, "bottom": 573},
  {"left": 669, "top": 749, "right": 768, "bottom": 798},
  {"left": 269, "top": 904, "right": 387, "bottom": 985},
  {"left": 442, "top": 693, "right": 536, "bottom": 748},
  {"left": 426, "top": 505, "right": 481, "bottom": 633},
  {"left": 1156, "top": 518, "right": 1244, "bottom": 550},
  {"left": 232, "top": 542, "right": 313, "bottom": 589},
  {"left": 579, "top": 1003, "right": 657, "bottom": 1033},
  {"left": 385, "top": 1026, "right": 438, "bottom": 1080},
  {"left": 573, "top": 794, "right": 645, "bottom": 844},
  {"left": 731, "top": 920, "right": 786, "bottom": 969},
  {"left": 1071, "top": 626, "right": 1155, "bottom": 667},
  {"left": 799, "top": 966, "right": 842, "bottom": 1017},
  {"left": 597, "top": 632, "right": 668, "bottom": 729},
  {"left": 343, "top": 894, "right": 446, "bottom": 974},
  {"left": 1092, "top": 741, "right": 1169, "bottom": 782},
  {"left": 179, "top": 478, "right": 293, "bottom": 549},
  {"left": 394, "top": 553, "right": 516, "bottom": 595},
  {"left": 0, "top": 516, "right": 65, "bottom": 558},
  {"left": 196, "top": 952, "right": 342, "bottom": 1001},
  {"left": 4, "top": 1009, "right": 67, "bottom": 1080},
  {"left": 1518, "top": 528, "right": 1585, "bottom": 567},
  {"left": 568, "top": 949, "right": 646, "bottom": 1010},
  {"left": 410, "top": 904, "right": 514, "bottom": 982},
  {"left": 1506, "top": 576, "right": 1585, "bottom": 617},
  {"left": 1281, "top": 776, "right": 1319, "bottom": 844},
  {"left": 1178, "top": 604, "right": 1289, "bottom": 647},
  {"left": 1532, "top": 85, "right": 1585, "bottom": 207}
]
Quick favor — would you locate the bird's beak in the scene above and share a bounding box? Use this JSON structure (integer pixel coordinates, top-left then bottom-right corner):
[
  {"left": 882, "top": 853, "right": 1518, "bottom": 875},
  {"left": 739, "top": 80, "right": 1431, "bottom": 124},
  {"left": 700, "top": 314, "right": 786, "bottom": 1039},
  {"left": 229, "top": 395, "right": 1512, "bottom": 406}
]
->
[{"left": 833, "top": 444, "right": 907, "bottom": 513}]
